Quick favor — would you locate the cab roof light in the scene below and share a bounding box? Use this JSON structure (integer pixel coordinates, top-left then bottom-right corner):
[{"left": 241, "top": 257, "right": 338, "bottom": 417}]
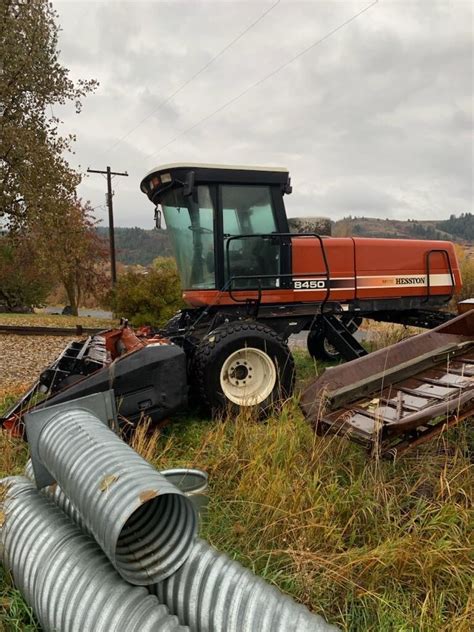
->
[{"left": 149, "top": 176, "right": 161, "bottom": 192}]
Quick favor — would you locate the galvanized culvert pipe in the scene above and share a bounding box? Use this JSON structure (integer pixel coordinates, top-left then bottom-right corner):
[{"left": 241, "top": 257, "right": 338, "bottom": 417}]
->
[
  {"left": 0, "top": 477, "right": 188, "bottom": 632},
  {"left": 151, "top": 538, "right": 340, "bottom": 632},
  {"left": 23, "top": 459, "right": 338, "bottom": 631},
  {"left": 24, "top": 459, "right": 90, "bottom": 533},
  {"left": 24, "top": 461, "right": 209, "bottom": 525},
  {"left": 26, "top": 404, "right": 197, "bottom": 585}
]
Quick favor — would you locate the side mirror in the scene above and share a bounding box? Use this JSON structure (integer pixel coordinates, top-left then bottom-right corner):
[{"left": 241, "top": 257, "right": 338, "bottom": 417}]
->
[
  {"left": 183, "top": 171, "right": 195, "bottom": 197},
  {"left": 154, "top": 205, "right": 162, "bottom": 229}
]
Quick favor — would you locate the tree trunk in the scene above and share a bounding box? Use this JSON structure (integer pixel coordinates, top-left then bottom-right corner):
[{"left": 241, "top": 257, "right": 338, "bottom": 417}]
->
[{"left": 64, "top": 281, "right": 79, "bottom": 316}]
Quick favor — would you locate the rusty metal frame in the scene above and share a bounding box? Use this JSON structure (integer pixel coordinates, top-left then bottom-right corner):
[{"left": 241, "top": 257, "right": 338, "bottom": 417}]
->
[{"left": 301, "top": 310, "right": 474, "bottom": 458}]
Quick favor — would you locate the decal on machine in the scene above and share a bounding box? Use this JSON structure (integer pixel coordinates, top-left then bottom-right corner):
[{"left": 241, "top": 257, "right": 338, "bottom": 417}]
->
[
  {"left": 291, "top": 274, "right": 453, "bottom": 291},
  {"left": 293, "top": 279, "right": 327, "bottom": 290}
]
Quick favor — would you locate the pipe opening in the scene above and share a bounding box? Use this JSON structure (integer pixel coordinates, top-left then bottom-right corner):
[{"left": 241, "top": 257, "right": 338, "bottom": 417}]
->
[
  {"left": 115, "top": 492, "right": 196, "bottom": 585},
  {"left": 161, "top": 469, "right": 208, "bottom": 495}
]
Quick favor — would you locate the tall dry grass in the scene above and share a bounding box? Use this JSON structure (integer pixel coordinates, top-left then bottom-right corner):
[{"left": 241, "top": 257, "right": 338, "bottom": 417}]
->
[
  {"left": 0, "top": 354, "right": 472, "bottom": 631},
  {"left": 0, "top": 387, "right": 30, "bottom": 480},
  {"left": 151, "top": 402, "right": 473, "bottom": 631},
  {"left": 456, "top": 246, "right": 474, "bottom": 302}
]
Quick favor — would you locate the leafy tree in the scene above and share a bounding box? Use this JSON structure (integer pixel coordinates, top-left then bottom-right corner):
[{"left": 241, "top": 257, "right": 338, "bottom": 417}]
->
[
  {"left": 0, "top": 234, "right": 52, "bottom": 311},
  {"left": 0, "top": 0, "right": 97, "bottom": 226},
  {"left": 31, "top": 201, "right": 110, "bottom": 315},
  {"left": 108, "top": 257, "right": 184, "bottom": 327}
]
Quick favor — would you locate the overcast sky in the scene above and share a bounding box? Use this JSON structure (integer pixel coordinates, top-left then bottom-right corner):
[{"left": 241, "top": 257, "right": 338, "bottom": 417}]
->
[{"left": 54, "top": 0, "right": 473, "bottom": 228}]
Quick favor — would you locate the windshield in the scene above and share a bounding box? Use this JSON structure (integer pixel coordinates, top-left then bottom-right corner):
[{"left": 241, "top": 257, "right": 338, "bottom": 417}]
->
[{"left": 160, "top": 186, "right": 215, "bottom": 289}]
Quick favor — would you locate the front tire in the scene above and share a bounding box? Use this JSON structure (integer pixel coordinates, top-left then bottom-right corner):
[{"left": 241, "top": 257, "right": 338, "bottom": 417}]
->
[{"left": 192, "top": 322, "right": 295, "bottom": 414}]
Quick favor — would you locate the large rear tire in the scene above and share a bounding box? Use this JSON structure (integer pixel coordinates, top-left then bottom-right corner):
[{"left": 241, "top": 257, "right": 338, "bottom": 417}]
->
[{"left": 192, "top": 322, "right": 295, "bottom": 414}]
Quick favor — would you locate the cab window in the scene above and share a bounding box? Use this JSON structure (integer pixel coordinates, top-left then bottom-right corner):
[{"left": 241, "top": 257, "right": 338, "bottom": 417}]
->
[
  {"left": 160, "top": 185, "right": 215, "bottom": 289},
  {"left": 221, "top": 185, "right": 280, "bottom": 288}
]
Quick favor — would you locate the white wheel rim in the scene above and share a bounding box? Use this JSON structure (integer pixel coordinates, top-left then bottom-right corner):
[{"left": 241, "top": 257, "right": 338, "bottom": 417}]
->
[{"left": 219, "top": 347, "right": 277, "bottom": 406}]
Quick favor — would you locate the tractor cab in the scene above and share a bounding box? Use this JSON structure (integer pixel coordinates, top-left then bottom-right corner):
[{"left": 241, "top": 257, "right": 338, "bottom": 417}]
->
[{"left": 140, "top": 163, "right": 292, "bottom": 293}]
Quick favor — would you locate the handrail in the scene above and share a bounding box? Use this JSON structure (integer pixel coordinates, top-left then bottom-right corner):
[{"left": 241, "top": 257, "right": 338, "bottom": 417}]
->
[
  {"left": 424, "top": 249, "right": 455, "bottom": 304},
  {"left": 224, "top": 232, "right": 331, "bottom": 310}
]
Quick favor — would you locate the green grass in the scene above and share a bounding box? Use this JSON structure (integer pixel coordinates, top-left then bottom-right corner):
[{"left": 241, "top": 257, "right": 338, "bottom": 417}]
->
[
  {"left": 0, "top": 567, "right": 38, "bottom": 632},
  {"left": 0, "top": 312, "right": 115, "bottom": 329},
  {"left": 1, "top": 345, "right": 473, "bottom": 631},
  {"left": 292, "top": 347, "right": 340, "bottom": 383}
]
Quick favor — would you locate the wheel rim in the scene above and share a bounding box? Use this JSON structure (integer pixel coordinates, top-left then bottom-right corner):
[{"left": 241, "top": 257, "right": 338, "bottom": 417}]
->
[
  {"left": 323, "top": 337, "right": 340, "bottom": 359},
  {"left": 219, "top": 347, "right": 277, "bottom": 406}
]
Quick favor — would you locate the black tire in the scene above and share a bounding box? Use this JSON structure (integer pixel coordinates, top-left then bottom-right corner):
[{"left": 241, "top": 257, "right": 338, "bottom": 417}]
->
[
  {"left": 192, "top": 321, "right": 295, "bottom": 414},
  {"left": 307, "top": 314, "right": 362, "bottom": 361},
  {"left": 307, "top": 328, "right": 340, "bottom": 362}
]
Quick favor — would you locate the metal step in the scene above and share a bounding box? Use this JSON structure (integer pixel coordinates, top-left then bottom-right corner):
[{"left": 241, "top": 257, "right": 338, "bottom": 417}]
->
[{"left": 322, "top": 314, "right": 368, "bottom": 361}]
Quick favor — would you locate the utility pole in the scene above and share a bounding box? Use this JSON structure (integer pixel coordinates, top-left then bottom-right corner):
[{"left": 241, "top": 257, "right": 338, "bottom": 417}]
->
[{"left": 87, "top": 166, "right": 128, "bottom": 285}]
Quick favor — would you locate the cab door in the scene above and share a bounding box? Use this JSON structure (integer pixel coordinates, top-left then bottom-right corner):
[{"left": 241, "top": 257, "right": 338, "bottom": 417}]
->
[{"left": 218, "top": 184, "right": 290, "bottom": 291}]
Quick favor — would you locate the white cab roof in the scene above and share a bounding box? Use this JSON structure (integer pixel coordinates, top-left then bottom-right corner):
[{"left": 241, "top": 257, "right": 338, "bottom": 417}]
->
[{"left": 145, "top": 163, "right": 288, "bottom": 177}]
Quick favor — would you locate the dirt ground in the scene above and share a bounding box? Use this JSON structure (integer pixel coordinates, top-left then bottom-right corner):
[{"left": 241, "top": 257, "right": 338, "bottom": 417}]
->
[{"left": 0, "top": 334, "right": 78, "bottom": 390}]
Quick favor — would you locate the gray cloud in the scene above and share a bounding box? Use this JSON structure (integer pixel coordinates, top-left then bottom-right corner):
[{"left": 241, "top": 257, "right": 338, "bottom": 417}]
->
[{"left": 55, "top": 0, "right": 473, "bottom": 228}]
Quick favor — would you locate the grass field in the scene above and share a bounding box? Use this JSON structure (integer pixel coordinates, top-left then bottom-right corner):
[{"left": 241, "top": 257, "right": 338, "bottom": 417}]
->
[
  {"left": 0, "top": 312, "right": 115, "bottom": 329},
  {"left": 0, "top": 329, "right": 473, "bottom": 631}
]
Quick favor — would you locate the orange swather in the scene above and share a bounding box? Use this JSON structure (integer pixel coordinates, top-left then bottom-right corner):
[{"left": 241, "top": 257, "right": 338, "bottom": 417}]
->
[{"left": 182, "top": 236, "right": 462, "bottom": 307}]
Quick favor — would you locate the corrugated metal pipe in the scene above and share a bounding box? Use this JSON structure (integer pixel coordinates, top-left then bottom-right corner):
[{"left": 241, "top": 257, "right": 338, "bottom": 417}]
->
[
  {"left": 24, "top": 461, "right": 209, "bottom": 526},
  {"left": 151, "top": 538, "right": 340, "bottom": 632},
  {"left": 0, "top": 476, "right": 188, "bottom": 632},
  {"left": 24, "top": 462, "right": 339, "bottom": 632},
  {"left": 24, "top": 459, "right": 89, "bottom": 533},
  {"left": 27, "top": 405, "right": 197, "bottom": 585}
]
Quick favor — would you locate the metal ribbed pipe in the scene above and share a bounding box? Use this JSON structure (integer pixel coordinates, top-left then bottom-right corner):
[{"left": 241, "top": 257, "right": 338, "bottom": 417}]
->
[
  {"left": 23, "top": 461, "right": 338, "bottom": 631},
  {"left": 152, "top": 538, "right": 340, "bottom": 632},
  {"left": 0, "top": 477, "right": 188, "bottom": 632},
  {"left": 24, "top": 460, "right": 89, "bottom": 533},
  {"left": 33, "top": 407, "right": 197, "bottom": 584}
]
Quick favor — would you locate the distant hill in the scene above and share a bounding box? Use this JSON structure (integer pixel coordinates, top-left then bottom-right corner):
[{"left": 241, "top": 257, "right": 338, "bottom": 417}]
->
[
  {"left": 97, "top": 226, "right": 172, "bottom": 266},
  {"left": 332, "top": 214, "right": 473, "bottom": 243},
  {"left": 105, "top": 213, "right": 473, "bottom": 267},
  {"left": 437, "top": 213, "right": 474, "bottom": 241}
]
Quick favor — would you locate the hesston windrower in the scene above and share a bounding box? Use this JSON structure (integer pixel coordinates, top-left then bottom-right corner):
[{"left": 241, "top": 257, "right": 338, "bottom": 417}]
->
[{"left": 3, "top": 164, "right": 472, "bottom": 456}]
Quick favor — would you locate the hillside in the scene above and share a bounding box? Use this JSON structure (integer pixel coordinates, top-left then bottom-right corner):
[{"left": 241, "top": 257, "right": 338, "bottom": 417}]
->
[
  {"left": 106, "top": 214, "right": 473, "bottom": 267},
  {"left": 332, "top": 214, "right": 474, "bottom": 242},
  {"left": 97, "top": 226, "right": 172, "bottom": 266}
]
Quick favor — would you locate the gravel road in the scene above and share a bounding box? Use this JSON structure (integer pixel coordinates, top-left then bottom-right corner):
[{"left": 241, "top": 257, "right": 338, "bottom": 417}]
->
[{"left": 0, "top": 335, "right": 77, "bottom": 390}]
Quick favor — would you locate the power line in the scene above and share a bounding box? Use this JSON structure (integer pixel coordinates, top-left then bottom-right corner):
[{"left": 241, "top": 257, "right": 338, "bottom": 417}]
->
[
  {"left": 103, "top": 0, "right": 281, "bottom": 157},
  {"left": 145, "top": 0, "right": 378, "bottom": 161},
  {"left": 87, "top": 166, "right": 129, "bottom": 285}
]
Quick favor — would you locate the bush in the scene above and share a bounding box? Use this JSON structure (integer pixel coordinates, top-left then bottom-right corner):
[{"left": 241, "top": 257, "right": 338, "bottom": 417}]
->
[
  {"left": 0, "top": 236, "right": 52, "bottom": 312},
  {"left": 108, "top": 257, "right": 183, "bottom": 327}
]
